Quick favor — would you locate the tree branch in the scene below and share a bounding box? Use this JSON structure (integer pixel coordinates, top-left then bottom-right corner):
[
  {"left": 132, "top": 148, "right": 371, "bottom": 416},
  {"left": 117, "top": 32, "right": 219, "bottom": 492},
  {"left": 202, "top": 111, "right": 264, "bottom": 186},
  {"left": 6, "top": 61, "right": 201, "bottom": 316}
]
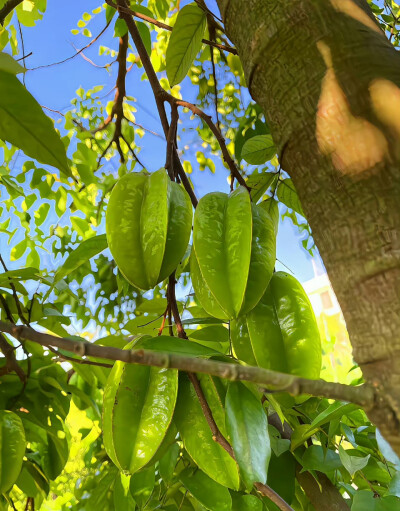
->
[
  {"left": 119, "top": 0, "right": 246, "bottom": 197},
  {"left": 0, "top": 320, "right": 375, "bottom": 407},
  {"left": 94, "top": 33, "right": 143, "bottom": 168},
  {"left": 174, "top": 98, "right": 248, "bottom": 190},
  {"left": 188, "top": 372, "right": 234, "bottom": 456},
  {"left": 0, "top": 332, "right": 26, "bottom": 382},
  {"left": 117, "top": 0, "right": 198, "bottom": 207},
  {"left": 28, "top": 22, "right": 111, "bottom": 71},
  {"left": 0, "top": 0, "right": 22, "bottom": 25},
  {"left": 105, "top": 0, "right": 237, "bottom": 55},
  {"left": 0, "top": 293, "right": 14, "bottom": 323}
]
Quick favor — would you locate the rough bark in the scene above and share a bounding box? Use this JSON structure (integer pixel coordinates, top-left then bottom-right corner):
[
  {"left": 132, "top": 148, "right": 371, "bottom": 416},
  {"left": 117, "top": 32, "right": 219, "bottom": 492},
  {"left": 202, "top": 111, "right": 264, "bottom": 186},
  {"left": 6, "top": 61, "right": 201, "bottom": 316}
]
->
[{"left": 217, "top": 0, "right": 400, "bottom": 453}]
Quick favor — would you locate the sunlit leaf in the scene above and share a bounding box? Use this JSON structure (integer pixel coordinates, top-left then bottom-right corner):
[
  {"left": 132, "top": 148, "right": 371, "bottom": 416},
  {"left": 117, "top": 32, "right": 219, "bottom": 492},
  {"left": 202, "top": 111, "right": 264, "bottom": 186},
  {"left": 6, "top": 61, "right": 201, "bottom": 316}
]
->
[
  {"left": 54, "top": 234, "right": 108, "bottom": 283},
  {"left": 0, "top": 71, "right": 71, "bottom": 177},
  {"left": 276, "top": 178, "right": 304, "bottom": 217},
  {"left": 166, "top": 3, "right": 207, "bottom": 87},
  {"left": 241, "top": 135, "right": 276, "bottom": 165}
]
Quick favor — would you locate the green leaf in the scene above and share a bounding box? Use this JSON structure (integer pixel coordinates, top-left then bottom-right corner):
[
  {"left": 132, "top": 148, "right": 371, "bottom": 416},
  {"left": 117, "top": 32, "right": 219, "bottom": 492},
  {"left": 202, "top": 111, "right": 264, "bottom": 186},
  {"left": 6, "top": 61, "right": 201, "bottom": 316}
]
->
[
  {"left": 0, "top": 70, "right": 71, "bottom": 177},
  {"left": 179, "top": 468, "right": 232, "bottom": 511},
  {"left": 166, "top": 3, "right": 207, "bottom": 87},
  {"left": 34, "top": 202, "right": 50, "bottom": 226},
  {"left": 113, "top": 473, "right": 135, "bottom": 511},
  {"left": 15, "top": 460, "right": 49, "bottom": 499},
  {"left": 389, "top": 473, "right": 400, "bottom": 498},
  {"left": 301, "top": 446, "right": 342, "bottom": 475},
  {"left": 341, "top": 423, "right": 357, "bottom": 448},
  {"left": 135, "top": 297, "right": 168, "bottom": 315},
  {"left": 182, "top": 317, "right": 226, "bottom": 325},
  {"left": 267, "top": 451, "right": 296, "bottom": 504},
  {"left": 105, "top": 5, "right": 116, "bottom": 23},
  {"left": 188, "top": 325, "right": 229, "bottom": 343},
  {"left": 258, "top": 198, "right": 279, "bottom": 234},
  {"left": 276, "top": 179, "right": 304, "bottom": 217},
  {"left": 0, "top": 268, "right": 39, "bottom": 285},
  {"left": 129, "top": 465, "right": 155, "bottom": 509},
  {"left": 0, "top": 411, "right": 26, "bottom": 494},
  {"left": 338, "top": 446, "right": 370, "bottom": 477},
  {"left": 376, "top": 429, "right": 400, "bottom": 468},
  {"left": 132, "top": 335, "right": 221, "bottom": 357},
  {"left": 352, "top": 490, "right": 400, "bottom": 511},
  {"left": 241, "top": 135, "right": 276, "bottom": 165},
  {"left": 225, "top": 382, "right": 270, "bottom": 490},
  {"left": 159, "top": 443, "right": 180, "bottom": 483},
  {"left": 10, "top": 239, "right": 28, "bottom": 261},
  {"left": 124, "top": 313, "right": 165, "bottom": 336},
  {"left": 291, "top": 402, "right": 358, "bottom": 449},
  {"left": 175, "top": 374, "right": 239, "bottom": 489},
  {"left": 103, "top": 340, "right": 178, "bottom": 474},
  {"left": 311, "top": 402, "right": 359, "bottom": 429},
  {"left": 231, "top": 494, "right": 263, "bottom": 511},
  {"left": 246, "top": 171, "right": 278, "bottom": 202},
  {"left": 0, "top": 52, "right": 25, "bottom": 74},
  {"left": 137, "top": 22, "right": 152, "bottom": 55},
  {"left": 114, "top": 18, "right": 128, "bottom": 37},
  {"left": 54, "top": 234, "right": 108, "bottom": 282}
]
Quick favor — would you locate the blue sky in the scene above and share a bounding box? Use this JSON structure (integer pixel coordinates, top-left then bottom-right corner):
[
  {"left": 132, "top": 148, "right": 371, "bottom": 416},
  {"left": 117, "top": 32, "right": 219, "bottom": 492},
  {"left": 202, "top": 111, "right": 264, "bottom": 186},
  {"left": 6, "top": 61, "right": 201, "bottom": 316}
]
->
[{"left": 5, "top": 0, "right": 322, "bottom": 283}]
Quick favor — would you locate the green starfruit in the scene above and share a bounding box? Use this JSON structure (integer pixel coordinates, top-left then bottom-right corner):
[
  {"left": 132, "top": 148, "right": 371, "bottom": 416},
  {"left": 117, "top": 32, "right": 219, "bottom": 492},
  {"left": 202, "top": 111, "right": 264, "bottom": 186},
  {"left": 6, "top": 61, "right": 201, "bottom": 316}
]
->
[
  {"left": 0, "top": 410, "right": 26, "bottom": 494},
  {"left": 231, "top": 271, "right": 321, "bottom": 379},
  {"left": 106, "top": 169, "right": 192, "bottom": 290},
  {"left": 191, "top": 187, "right": 276, "bottom": 320},
  {"left": 102, "top": 340, "right": 178, "bottom": 474}
]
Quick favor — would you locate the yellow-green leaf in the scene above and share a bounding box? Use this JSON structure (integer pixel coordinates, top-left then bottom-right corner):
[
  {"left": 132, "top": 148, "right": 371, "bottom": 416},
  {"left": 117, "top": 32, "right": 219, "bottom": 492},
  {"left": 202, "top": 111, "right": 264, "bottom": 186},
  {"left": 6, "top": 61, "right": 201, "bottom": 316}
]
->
[{"left": 166, "top": 3, "right": 206, "bottom": 87}]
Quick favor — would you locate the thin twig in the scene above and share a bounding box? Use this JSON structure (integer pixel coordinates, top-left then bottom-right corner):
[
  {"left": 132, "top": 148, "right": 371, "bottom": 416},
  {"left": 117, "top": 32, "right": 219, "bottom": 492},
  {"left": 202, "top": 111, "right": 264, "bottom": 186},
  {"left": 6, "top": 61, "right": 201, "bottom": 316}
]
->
[
  {"left": 106, "top": 0, "right": 237, "bottom": 54},
  {"left": 94, "top": 33, "right": 144, "bottom": 167},
  {"left": 28, "top": 22, "right": 111, "bottom": 71},
  {"left": 168, "top": 273, "right": 186, "bottom": 339},
  {"left": 254, "top": 483, "right": 295, "bottom": 511},
  {"left": 158, "top": 308, "right": 168, "bottom": 336},
  {"left": 0, "top": 333, "right": 26, "bottom": 381},
  {"left": 0, "top": 293, "right": 14, "bottom": 323},
  {"left": 174, "top": 98, "right": 247, "bottom": 189},
  {"left": 165, "top": 103, "right": 179, "bottom": 179},
  {"left": 188, "top": 372, "right": 234, "bottom": 455},
  {"left": 17, "top": 20, "right": 26, "bottom": 86}
]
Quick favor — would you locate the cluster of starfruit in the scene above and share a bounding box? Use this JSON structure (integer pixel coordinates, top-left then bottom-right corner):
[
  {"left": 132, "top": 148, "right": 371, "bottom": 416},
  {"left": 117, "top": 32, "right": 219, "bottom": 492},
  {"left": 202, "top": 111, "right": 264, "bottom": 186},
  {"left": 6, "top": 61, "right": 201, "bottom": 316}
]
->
[
  {"left": 103, "top": 168, "right": 322, "bottom": 484},
  {"left": 106, "top": 168, "right": 321, "bottom": 379}
]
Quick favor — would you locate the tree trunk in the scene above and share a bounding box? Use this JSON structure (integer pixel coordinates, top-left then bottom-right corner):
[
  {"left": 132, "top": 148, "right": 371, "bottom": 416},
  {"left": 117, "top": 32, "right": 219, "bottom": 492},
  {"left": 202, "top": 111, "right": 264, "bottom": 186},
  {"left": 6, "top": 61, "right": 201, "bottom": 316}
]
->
[{"left": 217, "top": 0, "right": 400, "bottom": 453}]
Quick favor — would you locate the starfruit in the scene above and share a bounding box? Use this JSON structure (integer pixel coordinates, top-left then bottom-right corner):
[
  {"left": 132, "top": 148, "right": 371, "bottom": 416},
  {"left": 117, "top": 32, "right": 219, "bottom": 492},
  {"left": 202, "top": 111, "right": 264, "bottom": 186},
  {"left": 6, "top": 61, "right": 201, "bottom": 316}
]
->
[
  {"left": 102, "top": 340, "right": 178, "bottom": 474},
  {"left": 191, "top": 187, "right": 276, "bottom": 320},
  {"left": 231, "top": 271, "right": 322, "bottom": 379},
  {"left": 0, "top": 410, "right": 26, "bottom": 494},
  {"left": 106, "top": 169, "right": 192, "bottom": 290}
]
